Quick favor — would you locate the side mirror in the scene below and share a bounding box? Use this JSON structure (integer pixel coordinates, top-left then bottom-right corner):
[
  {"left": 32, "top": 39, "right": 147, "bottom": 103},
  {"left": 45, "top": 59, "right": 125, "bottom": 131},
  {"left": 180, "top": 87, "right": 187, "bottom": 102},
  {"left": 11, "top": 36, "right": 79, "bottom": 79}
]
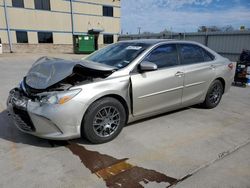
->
[{"left": 139, "top": 61, "right": 158, "bottom": 72}]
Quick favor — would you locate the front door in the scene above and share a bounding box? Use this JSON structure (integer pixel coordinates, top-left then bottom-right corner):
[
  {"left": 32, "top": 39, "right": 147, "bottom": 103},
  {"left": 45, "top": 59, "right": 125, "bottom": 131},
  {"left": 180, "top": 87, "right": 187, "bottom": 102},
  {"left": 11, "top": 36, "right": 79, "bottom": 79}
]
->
[{"left": 131, "top": 44, "right": 184, "bottom": 117}]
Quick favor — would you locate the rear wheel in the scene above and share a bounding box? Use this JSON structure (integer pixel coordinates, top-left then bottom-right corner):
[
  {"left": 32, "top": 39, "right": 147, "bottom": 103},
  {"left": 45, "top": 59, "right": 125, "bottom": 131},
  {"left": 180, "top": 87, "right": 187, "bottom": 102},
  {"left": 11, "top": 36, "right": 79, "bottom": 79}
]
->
[
  {"left": 202, "top": 80, "right": 223, "bottom": 109},
  {"left": 82, "top": 97, "right": 126, "bottom": 144}
]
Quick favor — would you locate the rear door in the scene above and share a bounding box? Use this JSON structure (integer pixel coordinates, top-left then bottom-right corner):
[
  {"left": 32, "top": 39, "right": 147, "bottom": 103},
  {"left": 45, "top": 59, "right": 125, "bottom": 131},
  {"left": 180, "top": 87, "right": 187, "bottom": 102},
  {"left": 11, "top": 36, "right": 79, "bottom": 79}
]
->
[
  {"left": 178, "top": 44, "right": 217, "bottom": 106},
  {"left": 131, "top": 44, "right": 184, "bottom": 117}
]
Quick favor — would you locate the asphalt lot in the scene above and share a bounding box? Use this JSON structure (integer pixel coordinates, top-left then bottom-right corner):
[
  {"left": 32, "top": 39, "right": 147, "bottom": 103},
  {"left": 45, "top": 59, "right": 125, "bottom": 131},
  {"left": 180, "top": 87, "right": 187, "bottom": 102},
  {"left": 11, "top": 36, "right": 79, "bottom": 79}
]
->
[{"left": 0, "top": 53, "right": 250, "bottom": 188}]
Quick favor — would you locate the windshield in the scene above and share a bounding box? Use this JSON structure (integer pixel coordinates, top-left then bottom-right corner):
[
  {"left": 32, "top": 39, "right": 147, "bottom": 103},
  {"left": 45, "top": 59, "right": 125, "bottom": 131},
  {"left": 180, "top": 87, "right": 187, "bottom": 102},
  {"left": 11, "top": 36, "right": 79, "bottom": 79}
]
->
[{"left": 85, "top": 42, "right": 150, "bottom": 69}]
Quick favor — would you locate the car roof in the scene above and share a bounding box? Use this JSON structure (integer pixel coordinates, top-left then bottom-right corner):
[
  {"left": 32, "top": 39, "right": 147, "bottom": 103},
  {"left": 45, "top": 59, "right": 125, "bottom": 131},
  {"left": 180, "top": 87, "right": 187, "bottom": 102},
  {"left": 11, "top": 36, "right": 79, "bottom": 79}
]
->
[
  {"left": 118, "top": 39, "right": 204, "bottom": 46},
  {"left": 119, "top": 39, "right": 176, "bottom": 45},
  {"left": 118, "top": 39, "right": 219, "bottom": 57}
]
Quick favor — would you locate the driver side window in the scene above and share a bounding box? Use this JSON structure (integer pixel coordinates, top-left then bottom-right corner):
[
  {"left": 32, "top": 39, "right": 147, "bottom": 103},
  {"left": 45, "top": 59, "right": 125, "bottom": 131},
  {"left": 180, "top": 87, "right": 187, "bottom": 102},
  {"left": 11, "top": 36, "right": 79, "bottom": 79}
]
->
[{"left": 144, "top": 44, "right": 179, "bottom": 69}]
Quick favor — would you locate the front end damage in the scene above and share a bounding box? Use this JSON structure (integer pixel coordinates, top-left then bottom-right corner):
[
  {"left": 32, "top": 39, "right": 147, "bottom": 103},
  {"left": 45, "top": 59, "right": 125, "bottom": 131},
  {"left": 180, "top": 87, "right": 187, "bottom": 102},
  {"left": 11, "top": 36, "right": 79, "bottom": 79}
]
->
[
  {"left": 7, "top": 57, "right": 117, "bottom": 140},
  {"left": 7, "top": 87, "right": 84, "bottom": 139},
  {"left": 8, "top": 88, "right": 36, "bottom": 132}
]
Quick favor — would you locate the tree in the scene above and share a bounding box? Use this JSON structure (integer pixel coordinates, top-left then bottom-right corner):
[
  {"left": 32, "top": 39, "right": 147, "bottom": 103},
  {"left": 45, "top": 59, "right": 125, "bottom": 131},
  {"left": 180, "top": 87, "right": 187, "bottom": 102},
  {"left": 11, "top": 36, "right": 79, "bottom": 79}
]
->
[
  {"left": 159, "top": 29, "right": 172, "bottom": 34},
  {"left": 221, "top": 25, "right": 234, "bottom": 32},
  {"left": 198, "top": 25, "right": 234, "bottom": 32},
  {"left": 198, "top": 26, "right": 208, "bottom": 32},
  {"left": 142, "top": 31, "right": 154, "bottom": 35}
]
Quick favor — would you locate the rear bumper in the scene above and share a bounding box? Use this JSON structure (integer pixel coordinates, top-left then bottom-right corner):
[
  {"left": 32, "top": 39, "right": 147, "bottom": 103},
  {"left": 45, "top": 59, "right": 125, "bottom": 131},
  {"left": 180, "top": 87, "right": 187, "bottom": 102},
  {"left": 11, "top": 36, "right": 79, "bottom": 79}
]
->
[
  {"left": 7, "top": 88, "right": 82, "bottom": 140},
  {"left": 225, "top": 63, "right": 236, "bottom": 93}
]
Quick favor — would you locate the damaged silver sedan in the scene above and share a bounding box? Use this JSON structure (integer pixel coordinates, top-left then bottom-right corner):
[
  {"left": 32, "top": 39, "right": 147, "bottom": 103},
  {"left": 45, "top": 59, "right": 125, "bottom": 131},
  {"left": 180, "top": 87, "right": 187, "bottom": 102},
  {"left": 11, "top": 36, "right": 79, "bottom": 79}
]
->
[{"left": 7, "top": 40, "right": 235, "bottom": 143}]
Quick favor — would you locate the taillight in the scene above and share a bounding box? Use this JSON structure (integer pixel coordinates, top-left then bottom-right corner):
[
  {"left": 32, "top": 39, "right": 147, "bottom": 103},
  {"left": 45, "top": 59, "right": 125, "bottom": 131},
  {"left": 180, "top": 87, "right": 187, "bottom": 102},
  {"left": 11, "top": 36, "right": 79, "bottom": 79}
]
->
[{"left": 228, "top": 63, "right": 234, "bottom": 70}]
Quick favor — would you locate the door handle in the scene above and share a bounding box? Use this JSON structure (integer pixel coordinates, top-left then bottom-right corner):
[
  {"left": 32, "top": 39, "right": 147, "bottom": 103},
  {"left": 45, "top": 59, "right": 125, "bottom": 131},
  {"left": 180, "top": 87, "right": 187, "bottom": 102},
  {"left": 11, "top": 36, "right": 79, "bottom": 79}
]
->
[
  {"left": 175, "top": 71, "right": 184, "bottom": 77},
  {"left": 210, "top": 65, "right": 216, "bottom": 70}
]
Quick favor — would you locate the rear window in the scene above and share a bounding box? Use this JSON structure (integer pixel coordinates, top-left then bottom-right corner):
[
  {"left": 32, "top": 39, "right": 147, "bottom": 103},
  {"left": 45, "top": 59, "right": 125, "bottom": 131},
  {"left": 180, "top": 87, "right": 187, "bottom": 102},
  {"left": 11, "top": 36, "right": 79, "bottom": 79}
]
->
[
  {"left": 202, "top": 48, "right": 215, "bottom": 61},
  {"left": 179, "top": 44, "right": 214, "bottom": 65}
]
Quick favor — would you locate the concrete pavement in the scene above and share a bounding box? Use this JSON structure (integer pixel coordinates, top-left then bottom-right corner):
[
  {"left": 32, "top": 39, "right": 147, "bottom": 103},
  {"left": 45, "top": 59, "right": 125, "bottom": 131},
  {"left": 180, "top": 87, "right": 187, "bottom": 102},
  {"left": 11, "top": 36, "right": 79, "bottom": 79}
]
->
[{"left": 175, "top": 142, "right": 250, "bottom": 188}]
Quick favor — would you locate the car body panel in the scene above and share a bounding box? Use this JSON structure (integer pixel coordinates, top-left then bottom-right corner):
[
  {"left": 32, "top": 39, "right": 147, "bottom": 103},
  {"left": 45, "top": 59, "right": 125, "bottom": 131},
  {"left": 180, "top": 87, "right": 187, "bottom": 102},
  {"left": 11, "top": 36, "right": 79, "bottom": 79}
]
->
[
  {"left": 25, "top": 57, "right": 116, "bottom": 90},
  {"left": 181, "top": 61, "right": 217, "bottom": 106},
  {"left": 130, "top": 66, "right": 184, "bottom": 116}
]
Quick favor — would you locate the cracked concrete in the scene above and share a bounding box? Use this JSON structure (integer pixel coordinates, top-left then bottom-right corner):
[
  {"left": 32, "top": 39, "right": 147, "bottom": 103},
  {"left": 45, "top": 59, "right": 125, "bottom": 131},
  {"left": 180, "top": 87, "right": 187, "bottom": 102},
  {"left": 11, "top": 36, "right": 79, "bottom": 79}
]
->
[
  {"left": 0, "top": 54, "right": 250, "bottom": 188},
  {"left": 172, "top": 139, "right": 250, "bottom": 187},
  {"left": 174, "top": 142, "right": 250, "bottom": 188}
]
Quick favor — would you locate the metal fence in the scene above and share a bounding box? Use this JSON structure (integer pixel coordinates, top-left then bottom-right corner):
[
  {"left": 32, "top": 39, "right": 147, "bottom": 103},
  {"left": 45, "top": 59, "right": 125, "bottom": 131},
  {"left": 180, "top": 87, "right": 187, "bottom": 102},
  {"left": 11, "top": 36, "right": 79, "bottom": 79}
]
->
[{"left": 118, "top": 31, "right": 250, "bottom": 61}]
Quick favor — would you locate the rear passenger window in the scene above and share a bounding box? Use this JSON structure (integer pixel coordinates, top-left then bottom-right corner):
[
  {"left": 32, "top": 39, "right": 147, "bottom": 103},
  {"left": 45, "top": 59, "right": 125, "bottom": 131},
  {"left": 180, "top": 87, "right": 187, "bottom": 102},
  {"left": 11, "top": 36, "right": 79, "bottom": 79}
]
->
[
  {"left": 144, "top": 44, "right": 179, "bottom": 68},
  {"left": 179, "top": 44, "right": 204, "bottom": 65},
  {"left": 202, "top": 49, "right": 215, "bottom": 62}
]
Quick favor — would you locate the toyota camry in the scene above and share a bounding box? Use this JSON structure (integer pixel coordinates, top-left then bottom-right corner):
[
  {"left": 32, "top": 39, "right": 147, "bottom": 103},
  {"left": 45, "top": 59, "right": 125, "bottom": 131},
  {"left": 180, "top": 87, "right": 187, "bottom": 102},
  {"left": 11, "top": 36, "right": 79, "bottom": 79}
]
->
[{"left": 7, "top": 40, "right": 235, "bottom": 143}]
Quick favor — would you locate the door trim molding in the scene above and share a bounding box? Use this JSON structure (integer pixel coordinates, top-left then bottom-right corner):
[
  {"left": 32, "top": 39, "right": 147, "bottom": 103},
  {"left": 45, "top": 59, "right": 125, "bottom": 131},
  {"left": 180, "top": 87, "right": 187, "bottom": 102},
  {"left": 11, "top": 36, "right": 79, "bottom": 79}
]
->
[
  {"left": 185, "top": 81, "right": 206, "bottom": 88},
  {"left": 138, "top": 86, "right": 184, "bottom": 99}
]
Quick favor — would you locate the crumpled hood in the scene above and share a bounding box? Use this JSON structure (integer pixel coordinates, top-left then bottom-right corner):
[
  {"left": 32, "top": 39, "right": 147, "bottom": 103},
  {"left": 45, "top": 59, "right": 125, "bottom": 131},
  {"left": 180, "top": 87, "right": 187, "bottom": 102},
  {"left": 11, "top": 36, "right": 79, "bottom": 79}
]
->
[{"left": 25, "top": 57, "right": 116, "bottom": 90}]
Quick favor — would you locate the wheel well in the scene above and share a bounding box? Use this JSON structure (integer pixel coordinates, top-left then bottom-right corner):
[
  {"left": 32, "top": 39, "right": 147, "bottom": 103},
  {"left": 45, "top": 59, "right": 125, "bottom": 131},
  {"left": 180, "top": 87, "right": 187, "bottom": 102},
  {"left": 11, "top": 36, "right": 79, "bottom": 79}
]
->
[
  {"left": 215, "top": 77, "right": 225, "bottom": 93},
  {"left": 81, "top": 94, "right": 129, "bottom": 137},
  {"left": 99, "top": 94, "right": 129, "bottom": 123}
]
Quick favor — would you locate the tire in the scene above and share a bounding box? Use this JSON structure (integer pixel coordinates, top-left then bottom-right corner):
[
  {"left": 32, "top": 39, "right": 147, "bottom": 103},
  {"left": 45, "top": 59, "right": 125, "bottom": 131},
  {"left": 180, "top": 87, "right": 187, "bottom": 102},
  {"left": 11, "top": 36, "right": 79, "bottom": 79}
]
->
[
  {"left": 202, "top": 80, "right": 223, "bottom": 109},
  {"left": 82, "top": 97, "right": 126, "bottom": 144}
]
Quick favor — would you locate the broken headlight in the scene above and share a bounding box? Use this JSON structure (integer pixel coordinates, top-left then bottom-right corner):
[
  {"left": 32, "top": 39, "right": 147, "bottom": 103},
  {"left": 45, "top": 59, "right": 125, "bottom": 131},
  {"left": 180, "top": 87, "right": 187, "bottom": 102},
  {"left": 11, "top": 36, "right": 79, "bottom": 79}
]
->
[{"left": 39, "top": 89, "right": 81, "bottom": 105}]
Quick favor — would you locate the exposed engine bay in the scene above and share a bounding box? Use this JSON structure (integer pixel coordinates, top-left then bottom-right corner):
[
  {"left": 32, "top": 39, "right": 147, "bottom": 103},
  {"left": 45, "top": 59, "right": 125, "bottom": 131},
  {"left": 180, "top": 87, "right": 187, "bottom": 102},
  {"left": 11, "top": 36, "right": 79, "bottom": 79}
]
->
[{"left": 20, "top": 57, "right": 117, "bottom": 97}]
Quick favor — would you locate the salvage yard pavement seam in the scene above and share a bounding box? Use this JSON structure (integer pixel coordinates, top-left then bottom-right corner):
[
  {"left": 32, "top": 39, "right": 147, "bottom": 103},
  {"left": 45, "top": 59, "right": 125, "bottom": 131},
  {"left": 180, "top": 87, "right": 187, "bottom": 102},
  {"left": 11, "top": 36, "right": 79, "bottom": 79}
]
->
[{"left": 168, "top": 138, "right": 250, "bottom": 187}]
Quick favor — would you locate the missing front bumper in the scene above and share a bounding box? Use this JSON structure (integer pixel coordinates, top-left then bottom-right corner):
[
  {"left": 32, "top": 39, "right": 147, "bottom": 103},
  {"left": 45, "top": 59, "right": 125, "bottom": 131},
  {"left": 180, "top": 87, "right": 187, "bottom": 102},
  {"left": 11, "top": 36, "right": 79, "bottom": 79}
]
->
[{"left": 7, "top": 88, "right": 35, "bottom": 132}]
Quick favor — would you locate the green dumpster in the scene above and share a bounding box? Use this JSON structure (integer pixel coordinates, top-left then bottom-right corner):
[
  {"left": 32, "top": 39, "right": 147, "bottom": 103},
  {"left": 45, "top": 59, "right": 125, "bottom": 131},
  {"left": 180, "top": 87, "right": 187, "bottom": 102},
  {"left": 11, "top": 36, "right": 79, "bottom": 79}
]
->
[{"left": 73, "top": 35, "right": 95, "bottom": 54}]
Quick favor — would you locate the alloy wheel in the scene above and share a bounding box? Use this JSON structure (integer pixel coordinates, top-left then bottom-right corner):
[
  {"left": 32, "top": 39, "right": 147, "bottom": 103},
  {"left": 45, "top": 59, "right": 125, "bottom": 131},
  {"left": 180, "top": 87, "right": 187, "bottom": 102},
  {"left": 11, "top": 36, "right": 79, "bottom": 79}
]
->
[
  {"left": 93, "top": 106, "right": 120, "bottom": 137},
  {"left": 208, "top": 84, "right": 222, "bottom": 104}
]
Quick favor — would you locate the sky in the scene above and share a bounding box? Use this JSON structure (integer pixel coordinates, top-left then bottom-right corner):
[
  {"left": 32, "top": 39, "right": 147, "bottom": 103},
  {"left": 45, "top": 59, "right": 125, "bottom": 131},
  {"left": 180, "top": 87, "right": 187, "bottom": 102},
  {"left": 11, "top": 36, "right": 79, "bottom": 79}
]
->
[{"left": 121, "top": 0, "right": 250, "bottom": 34}]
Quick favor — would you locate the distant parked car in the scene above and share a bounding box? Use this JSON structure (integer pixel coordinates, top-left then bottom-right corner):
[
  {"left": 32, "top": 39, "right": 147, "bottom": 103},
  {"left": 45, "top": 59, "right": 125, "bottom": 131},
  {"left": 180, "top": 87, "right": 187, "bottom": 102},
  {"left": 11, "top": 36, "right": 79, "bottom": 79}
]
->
[{"left": 7, "top": 40, "right": 235, "bottom": 143}]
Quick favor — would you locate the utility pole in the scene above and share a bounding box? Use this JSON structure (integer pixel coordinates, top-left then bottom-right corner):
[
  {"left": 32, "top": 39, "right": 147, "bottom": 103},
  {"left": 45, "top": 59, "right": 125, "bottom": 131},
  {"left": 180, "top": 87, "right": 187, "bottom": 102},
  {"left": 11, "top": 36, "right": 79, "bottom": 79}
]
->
[
  {"left": 3, "top": 0, "right": 13, "bottom": 53},
  {"left": 170, "top": 27, "right": 173, "bottom": 39},
  {"left": 138, "top": 27, "right": 141, "bottom": 35},
  {"left": 205, "top": 28, "right": 208, "bottom": 46},
  {"left": 69, "top": 0, "right": 74, "bottom": 35}
]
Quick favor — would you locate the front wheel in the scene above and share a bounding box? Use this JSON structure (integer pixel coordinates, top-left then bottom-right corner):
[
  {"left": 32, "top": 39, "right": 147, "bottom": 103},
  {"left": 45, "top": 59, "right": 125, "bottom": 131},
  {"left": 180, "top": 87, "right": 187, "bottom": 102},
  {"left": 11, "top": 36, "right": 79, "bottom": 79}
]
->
[
  {"left": 202, "top": 80, "right": 223, "bottom": 109},
  {"left": 82, "top": 97, "right": 126, "bottom": 144}
]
